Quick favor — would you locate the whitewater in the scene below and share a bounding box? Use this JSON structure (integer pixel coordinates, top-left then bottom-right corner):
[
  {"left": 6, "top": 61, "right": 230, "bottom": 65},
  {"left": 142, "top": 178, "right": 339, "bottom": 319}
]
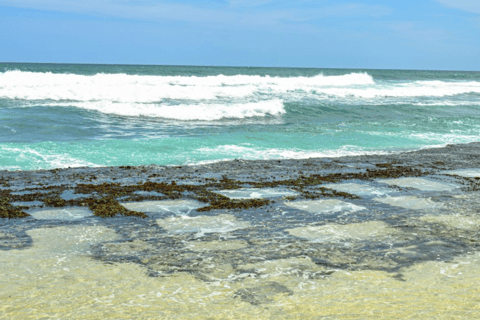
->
[{"left": 1, "top": 63, "right": 480, "bottom": 170}]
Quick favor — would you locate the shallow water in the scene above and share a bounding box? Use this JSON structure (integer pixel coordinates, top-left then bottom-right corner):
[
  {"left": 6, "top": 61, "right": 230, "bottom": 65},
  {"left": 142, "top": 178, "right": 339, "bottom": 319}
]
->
[
  {"left": 443, "top": 169, "right": 480, "bottom": 178},
  {"left": 216, "top": 188, "right": 298, "bottom": 199},
  {"left": 26, "top": 206, "right": 93, "bottom": 220},
  {"left": 285, "top": 199, "right": 366, "bottom": 215},
  {"left": 1, "top": 224, "right": 480, "bottom": 319},
  {"left": 374, "top": 195, "right": 442, "bottom": 210},
  {"left": 286, "top": 221, "right": 400, "bottom": 243},
  {"left": 121, "top": 200, "right": 203, "bottom": 215},
  {"left": 2, "top": 146, "right": 480, "bottom": 318},
  {"left": 378, "top": 177, "right": 459, "bottom": 192},
  {"left": 418, "top": 214, "right": 480, "bottom": 231},
  {"left": 156, "top": 214, "right": 251, "bottom": 234},
  {"left": 323, "top": 182, "right": 393, "bottom": 197}
]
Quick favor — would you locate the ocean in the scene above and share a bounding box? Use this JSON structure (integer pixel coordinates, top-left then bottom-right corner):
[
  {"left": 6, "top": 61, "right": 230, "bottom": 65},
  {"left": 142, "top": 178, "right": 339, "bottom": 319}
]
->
[
  {"left": 3, "top": 63, "right": 480, "bottom": 318},
  {"left": 1, "top": 63, "right": 480, "bottom": 171}
]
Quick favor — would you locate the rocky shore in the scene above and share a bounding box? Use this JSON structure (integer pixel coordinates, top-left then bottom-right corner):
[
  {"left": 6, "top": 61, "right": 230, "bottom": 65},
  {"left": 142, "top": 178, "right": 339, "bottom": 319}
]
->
[
  {"left": 1, "top": 142, "right": 480, "bottom": 316},
  {"left": 2, "top": 142, "right": 480, "bottom": 217}
]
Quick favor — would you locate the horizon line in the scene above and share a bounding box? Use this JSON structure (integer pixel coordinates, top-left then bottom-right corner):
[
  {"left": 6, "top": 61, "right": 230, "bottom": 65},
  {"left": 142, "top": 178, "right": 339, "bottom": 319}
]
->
[{"left": 0, "top": 61, "right": 479, "bottom": 73}]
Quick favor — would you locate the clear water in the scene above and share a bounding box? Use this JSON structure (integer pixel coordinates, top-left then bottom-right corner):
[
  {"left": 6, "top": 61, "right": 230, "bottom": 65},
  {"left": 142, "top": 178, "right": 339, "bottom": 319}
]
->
[{"left": 1, "top": 63, "right": 480, "bottom": 171}]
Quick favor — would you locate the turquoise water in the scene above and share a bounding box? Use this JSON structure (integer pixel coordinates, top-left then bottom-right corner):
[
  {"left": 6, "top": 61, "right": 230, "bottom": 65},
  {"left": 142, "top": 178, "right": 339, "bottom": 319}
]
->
[{"left": 1, "top": 63, "right": 480, "bottom": 171}]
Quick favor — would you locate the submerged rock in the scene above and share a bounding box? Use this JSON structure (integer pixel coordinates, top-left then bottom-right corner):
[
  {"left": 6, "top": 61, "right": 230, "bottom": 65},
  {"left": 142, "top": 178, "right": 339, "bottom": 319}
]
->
[{"left": 233, "top": 282, "right": 293, "bottom": 305}]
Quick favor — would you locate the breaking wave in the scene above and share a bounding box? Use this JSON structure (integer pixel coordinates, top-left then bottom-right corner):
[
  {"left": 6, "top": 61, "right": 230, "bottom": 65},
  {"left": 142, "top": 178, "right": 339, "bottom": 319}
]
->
[
  {"left": 0, "top": 70, "right": 374, "bottom": 102},
  {"left": 195, "top": 144, "right": 394, "bottom": 161},
  {"left": 2, "top": 70, "right": 480, "bottom": 121},
  {"left": 43, "top": 100, "right": 286, "bottom": 120}
]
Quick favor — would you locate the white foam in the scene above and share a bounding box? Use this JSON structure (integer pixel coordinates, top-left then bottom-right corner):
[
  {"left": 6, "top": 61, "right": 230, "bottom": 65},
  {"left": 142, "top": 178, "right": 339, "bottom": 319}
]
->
[
  {"left": 364, "top": 130, "right": 480, "bottom": 147},
  {"left": 195, "top": 144, "right": 394, "bottom": 161},
  {"left": 378, "top": 177, "right": 459, "bottom": 192},
  {"left": 45, "top": 100, "right": 286, "bottom": 120},
  {"left": 315, "top": 80, "right": 480, "bottom": 99},
  {"left": 0, "top": 71, "right": 252, "bottom": 101},
  {"left": 285, "top": 199, "right": 365, "bottom": 214},
  {"left": 0, "top": 145, "right": 99, "bottom": 170},
  {"left": 0, "top": 70, "right": 372, "bottom": 102},
  {"left": 407, "top": 132, "right": 480, "bottom": 144},
  {"left": 216, "top": 188, "right": 298, "bottom": 199},
  {"left": 2, "top": 71, "right": 480, "bottom": 114},
  {"left": 120, "top": 200, "right": 203, "bottom": 215},
  {"left": 412, "top": 101, "right": 480, "bottom": 107}
]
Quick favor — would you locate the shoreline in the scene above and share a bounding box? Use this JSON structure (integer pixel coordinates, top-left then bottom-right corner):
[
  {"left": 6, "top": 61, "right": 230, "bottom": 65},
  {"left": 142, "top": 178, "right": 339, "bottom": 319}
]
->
[
  {"left": 0, "top": 140, "right": 476, "bottom": 173},
  {"left": 2, "top": 140, "right": 480, "bottom": 182},
  {"left": 2, "top": 141, "right": 480, "bottom": 316},
  {"left": 2, "top": 141, "right": 480, "bottom": 219}
]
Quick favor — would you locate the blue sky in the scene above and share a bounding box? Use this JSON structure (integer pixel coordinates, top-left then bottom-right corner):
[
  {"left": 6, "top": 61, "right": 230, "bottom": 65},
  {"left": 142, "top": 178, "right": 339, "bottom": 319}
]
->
[{"left": 0, "top": 0, "right": 479, "bottom": 70}]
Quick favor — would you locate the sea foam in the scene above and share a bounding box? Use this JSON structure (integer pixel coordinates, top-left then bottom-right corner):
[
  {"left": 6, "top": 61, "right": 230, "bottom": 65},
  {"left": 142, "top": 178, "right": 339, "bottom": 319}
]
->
[
  {"left": 3, "top": 70, "right": 480, "bottom": 121},
  {"left": 47, "top": 100, "right": 286, "bottom": 120},
  {"left": 2, "top": 71, "right": 480, "bottom": 103},
  {"left": 0, "top": 70, "right": 373, "bottom": 102}
]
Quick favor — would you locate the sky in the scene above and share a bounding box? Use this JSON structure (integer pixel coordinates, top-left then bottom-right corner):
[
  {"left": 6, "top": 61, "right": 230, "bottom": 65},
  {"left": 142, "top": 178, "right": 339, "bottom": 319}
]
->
[{"left": 0, "top": 0, "right": 479, "bottom": 70}]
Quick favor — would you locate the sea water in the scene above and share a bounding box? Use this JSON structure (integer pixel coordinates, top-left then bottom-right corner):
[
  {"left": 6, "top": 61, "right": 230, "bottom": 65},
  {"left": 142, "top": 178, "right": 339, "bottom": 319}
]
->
[
  {"left": 2, "top": 64, "right": 480, "bottom": 319},
  {"left": 1, "top": 63, "right": 480, "bottom": 171}
]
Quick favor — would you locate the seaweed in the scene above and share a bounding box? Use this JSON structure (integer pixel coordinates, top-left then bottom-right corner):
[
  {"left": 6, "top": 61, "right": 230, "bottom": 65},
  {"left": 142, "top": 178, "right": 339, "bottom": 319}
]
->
[
  {"left": 298, "top": 187, "right": 360, "bottom": 200},
  {"left": 0, "top": 198, "right": 30, "bottom": 219},
  {"left": 43, "top": 197, "right": 67, "bottom": 207},
  {"left": 86, "top": 197, "right": 147, "bottom": 218},
  {"left": 0, "top": 163, "right": 429, "bottom": 218},
  {"left": 375, "top": 163, "right": 392, "bottom": 168}
]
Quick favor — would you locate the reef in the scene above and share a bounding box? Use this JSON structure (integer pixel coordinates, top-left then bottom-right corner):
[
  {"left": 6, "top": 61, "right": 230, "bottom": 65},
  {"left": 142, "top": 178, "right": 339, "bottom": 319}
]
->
[
  {"left": 2, "top": 142, "right": 480, "bottom": 309},
  {"left": 0, "top": 150, "right": 444, "bottom": 219}
]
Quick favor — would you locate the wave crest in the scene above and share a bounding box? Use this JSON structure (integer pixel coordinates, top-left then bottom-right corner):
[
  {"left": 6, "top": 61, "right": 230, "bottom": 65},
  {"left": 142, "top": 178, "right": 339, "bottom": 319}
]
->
[
  {"left": 0, "top": 70, "right": 374, "bottom": 102},
  {"left": 42, "top": 100, "right": 286, "bottom": 120}
]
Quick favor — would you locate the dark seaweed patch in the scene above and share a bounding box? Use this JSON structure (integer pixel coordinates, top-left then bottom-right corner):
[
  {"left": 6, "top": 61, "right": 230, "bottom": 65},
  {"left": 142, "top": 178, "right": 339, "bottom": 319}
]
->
[
  {"left": 86, "top": 197, "right": 147, "bottom": 218},
  {"left": 197, "top": 198, "right": 271, "bottom": 212},
  {"left": 0, "top": 198, "right": 30, "bottom": 219},
  {"left": 43, "top": 197, "right": 67, "bottom": 207},
  {"left": 375, "top": 163, "right": 392, "bottom": 168},
  {"left": 0, "top": 165, "right": 428, "bottom": 218}
]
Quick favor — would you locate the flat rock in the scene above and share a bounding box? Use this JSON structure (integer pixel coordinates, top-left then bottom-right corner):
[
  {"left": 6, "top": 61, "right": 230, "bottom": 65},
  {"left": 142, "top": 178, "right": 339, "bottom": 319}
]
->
[
  {"left": 11, "top": 200, "right": 43, "bottom": 207},
  {"left": 156, "top": 214, "right": 250, "bottom": 234},
  {"left": 418, "top": 214, "right": 480, "bottom": 231},
  {"left": 286, "top": 221, "right": 399, "bottom": 242},
  {"left": 323, "top": 182, "right": 393, "bottom": 197},
  {"left": 132, "top": 190, "right": 164, "bottom": 197},
  {"left": 233, "top": 282, "right": 293, "bottom": 305},
  {"left": 237, "top": 257, "right": 329, "bottom": 279},
  {"left": 185, "top": 240, "right": 248, "bottom": 252},
  {"left": 374, "top": 196, "right": 441, "bottom": 210},
  {"left": 442, "top": 169, "right": 480, "bottom": 178},
  {"left": 216, "top": 188, "right": 298, "bottom": 199},
  {"left": 285, "top": 199, "right": 365, "bottom": 214},
  {"left": 120, "top": 200, "right": 203, "bottom": 215},
  {"left": 378, "top": 177, "right": 459, "bottom": 192},
  {"left": 26, "top": 207, "right": 93, "bottom": 220}
]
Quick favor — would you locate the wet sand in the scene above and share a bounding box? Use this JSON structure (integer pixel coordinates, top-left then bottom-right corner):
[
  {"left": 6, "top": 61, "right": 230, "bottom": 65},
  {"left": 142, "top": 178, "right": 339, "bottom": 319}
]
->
[{"left": 1, "top": 142, "right": 480, "bottom": 319}]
